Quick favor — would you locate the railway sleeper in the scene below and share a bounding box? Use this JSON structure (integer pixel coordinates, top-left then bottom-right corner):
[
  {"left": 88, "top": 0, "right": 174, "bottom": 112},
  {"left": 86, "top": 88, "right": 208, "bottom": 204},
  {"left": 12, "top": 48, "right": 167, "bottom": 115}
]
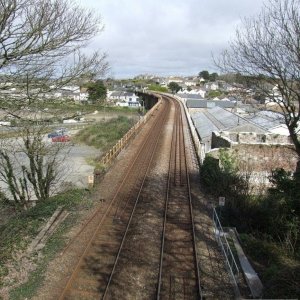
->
[
  {"left": 160, "top": 275, "right": 198, "bottom": 300},
  {"left": 71, "top": 277, "right": 103, "bottom": 293},
  {"left": 91, "top": 237, "right": 122, "bottom": 246},
  {"left": 165, "top": 229, "right": 193, "bottom": 239},
  {"left": 80, "top": 255, "right": 116, "bottom": 273},
  {"left": 163, "top": 255, "right": 195, "bottom": 267},
  {"left": 162, "top": 263, "right": 196, "bottom": 274},
  {"left": 166, "top": 220, "right": 192, "bottom": 230},
  {"left": 164, "top": 236, "right": 193, "bottom": 245},
  {"left": 65, "top": 287, "right": 102, "bottom": 300},
  {"left": 165, "top": 246, "right": 194, "bottom": 255},
  {"left": 86, "top": 246, "right": 122, "bottom": 259},
  {"left": 167, "top": 205, "right": 191, "bottom": 211}
]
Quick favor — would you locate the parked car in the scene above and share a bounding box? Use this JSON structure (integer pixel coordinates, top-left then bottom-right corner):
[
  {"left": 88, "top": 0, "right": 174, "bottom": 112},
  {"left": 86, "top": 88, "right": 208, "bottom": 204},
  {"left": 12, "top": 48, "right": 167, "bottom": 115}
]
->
[
  {"left": 52, "top": 135, "right": 71, "bottom": 142},
  {"left": 47, "top": 127, "right": 68, "bottom": 138},
  {"left": 48, "top": 131, "right": 63, "bottom": 138}
]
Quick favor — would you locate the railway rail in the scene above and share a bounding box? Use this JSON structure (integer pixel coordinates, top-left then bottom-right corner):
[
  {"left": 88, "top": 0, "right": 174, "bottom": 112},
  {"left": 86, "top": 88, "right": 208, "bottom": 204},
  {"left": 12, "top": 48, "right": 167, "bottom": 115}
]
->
[
  {"left": 56, "top": 94, "right": 233, "bottom": 299},
  {"left": 59, "top": 97, "right": 170, "bottom": 299},
  {"left": 157, "top": 97, "right": 201, "bottom": 299}
]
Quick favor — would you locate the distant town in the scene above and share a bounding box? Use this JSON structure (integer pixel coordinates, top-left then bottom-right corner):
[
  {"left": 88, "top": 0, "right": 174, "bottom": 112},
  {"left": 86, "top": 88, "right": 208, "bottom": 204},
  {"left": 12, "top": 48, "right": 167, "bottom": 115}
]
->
[{"left": 1, "top": 71, "right": 297, "bottom": 193}]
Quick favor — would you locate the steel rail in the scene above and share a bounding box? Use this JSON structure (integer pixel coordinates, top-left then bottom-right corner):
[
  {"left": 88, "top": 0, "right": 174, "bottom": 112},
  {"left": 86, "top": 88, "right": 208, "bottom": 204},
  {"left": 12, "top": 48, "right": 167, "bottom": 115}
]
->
[
  {"left": 156, "top": 96, "right": 202, "bottom": 299},
  {"left": 156, "top": 99, "right": 178, "bottom": 299},
  {"left": 179, "top": 101, "right": 202, "bottom": 299},
  {"left": 60, "top": 99, "right": 163, "bottom": 256},
  {"left": 179, "top": 106, "right": 183, "bottom": 185},
  {"left": 59, "top": 100, "right": 169, "bottom": 299},
  {"left": 102, "top": 99, "right": 170, "bottom": 299},
  {"left": 174, "top": 103, "right": 178, "bottom": 186}
]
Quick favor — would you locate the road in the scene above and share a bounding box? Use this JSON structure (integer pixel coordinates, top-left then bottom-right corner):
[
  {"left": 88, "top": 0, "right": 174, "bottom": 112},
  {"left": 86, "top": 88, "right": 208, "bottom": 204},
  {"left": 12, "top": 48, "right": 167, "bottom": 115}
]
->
[
  {"left": 0, "top": 130, "right": 99, "bottom": 199},
  {"left": 63, "top": 142, "right": 99, "bottom": 188}
]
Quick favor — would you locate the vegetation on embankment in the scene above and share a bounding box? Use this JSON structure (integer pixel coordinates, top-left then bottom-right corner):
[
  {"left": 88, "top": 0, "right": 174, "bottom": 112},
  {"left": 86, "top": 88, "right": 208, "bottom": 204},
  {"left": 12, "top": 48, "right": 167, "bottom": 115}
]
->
[
  {"left": 0, "top": 113, "right": 140, "bottom": 298},
  {"left": 0, "top": 188, "right": 93, "bottom": 299},
  {"left": 148, "top": 84, "right": 169, "bottom": 93},
  {"left": 73, "top": 115, "right": 137, "bottom": 151},
  {"left": 200, "top": 149, "right": 300, "bottom": 298},
  {"left": 73, "top": 115, "right": 138, "bottom": 171}
]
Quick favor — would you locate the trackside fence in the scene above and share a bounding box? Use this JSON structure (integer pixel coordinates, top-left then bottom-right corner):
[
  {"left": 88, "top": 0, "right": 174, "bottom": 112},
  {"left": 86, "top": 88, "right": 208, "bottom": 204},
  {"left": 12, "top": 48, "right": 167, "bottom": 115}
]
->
[
  {"left": 213, "top": 208, "right": 241, "bottom": 297},
  {"left": 100, "top": 96, "right": 162, "bottom": 167}
]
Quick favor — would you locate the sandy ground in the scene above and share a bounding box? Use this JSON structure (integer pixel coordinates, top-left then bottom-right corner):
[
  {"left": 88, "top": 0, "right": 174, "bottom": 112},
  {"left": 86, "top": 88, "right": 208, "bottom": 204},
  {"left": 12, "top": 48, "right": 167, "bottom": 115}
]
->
[
  {"left": 0, "top": 129, "right": 99, "bottom": 194},
  {"left": 62, "top": 143, "right": 99, "bottom": 188}
]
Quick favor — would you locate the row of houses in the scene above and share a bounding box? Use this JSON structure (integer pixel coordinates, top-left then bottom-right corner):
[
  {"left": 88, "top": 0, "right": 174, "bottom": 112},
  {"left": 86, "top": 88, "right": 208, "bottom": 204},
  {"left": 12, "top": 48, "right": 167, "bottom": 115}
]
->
[
  {"left": 0, "top": 81, "right": 143, "bottom": 108},
  {"left": 0, "top": 84, "right": 89, "bottom": 103}
]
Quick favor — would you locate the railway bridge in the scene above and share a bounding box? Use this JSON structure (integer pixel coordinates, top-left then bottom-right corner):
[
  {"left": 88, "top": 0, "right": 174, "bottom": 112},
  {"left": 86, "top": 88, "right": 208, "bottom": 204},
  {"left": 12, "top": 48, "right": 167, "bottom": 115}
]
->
[{"left": 38, "top": 94, "right": 237, "bottom": 299}]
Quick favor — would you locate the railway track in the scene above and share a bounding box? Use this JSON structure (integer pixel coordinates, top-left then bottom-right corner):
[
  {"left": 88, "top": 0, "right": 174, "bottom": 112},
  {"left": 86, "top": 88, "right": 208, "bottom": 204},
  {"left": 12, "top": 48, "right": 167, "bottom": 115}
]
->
[
  {"left": 157, "top": 97, "right": 201, "bottom": 299},
  {"left": 59, "top": 98, "right": 170, "bottom": 299},
  {"left": 57, "top": 94, "right": 225, "bottom": 299}
]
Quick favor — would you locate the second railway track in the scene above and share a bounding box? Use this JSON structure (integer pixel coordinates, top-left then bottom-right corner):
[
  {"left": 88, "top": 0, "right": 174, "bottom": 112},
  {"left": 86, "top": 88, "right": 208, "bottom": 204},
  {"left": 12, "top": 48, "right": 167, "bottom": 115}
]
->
[{"left": 157, "top": 97, "right": 201, "bottom": 299}]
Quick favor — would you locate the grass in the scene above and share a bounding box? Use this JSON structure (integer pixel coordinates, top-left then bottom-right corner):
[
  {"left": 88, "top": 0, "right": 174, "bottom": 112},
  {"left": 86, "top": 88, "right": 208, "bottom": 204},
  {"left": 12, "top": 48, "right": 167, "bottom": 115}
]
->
[
  {"left": 74, "top": 115, "right": 137, "bottom": 151},
  {"left": 239, "top": 234, "right": 300, "bottom": 298},
  {"left": 0, "top": 188, "right": 93, "bottom": 298},
  {"left": 148, "top": 85, "right": 169, "bottom": 93}
]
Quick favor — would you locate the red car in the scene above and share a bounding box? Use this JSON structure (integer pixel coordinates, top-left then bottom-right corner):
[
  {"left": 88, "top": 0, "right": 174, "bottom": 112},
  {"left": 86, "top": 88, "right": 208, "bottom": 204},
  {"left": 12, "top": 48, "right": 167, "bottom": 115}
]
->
[{"left": 52, "top": 135, "right": 71, "bottom": 142}]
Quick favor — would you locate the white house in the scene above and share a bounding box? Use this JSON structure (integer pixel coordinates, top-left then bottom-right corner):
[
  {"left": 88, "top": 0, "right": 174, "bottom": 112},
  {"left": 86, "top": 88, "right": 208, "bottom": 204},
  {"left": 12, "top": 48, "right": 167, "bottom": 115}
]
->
[
  {"left": 109, "top": 91, "right": 139, "bottom": 103},
  {"left": 61, "top": 85, "right": 80, "bottom": 93},
  {"left": 178, "top": 88, "right": 206, "bottom": 98},
  {"left": 74, "top": 92, "right": 88, "bottom": 103},
  {"left": 205, "top": 82, "right": 218, "bottom": 91},
  {"left": 116, "top": 101, "right": 141, "bottom": 108},
  {"left": 184, "top": 79, "right": 199, "bottom": 87},
  {"left": 221, "top": 83, "right": 235, "bottom": 92},
  {"left": 167, "top": 77, "right": 184, "bottom": 84}
]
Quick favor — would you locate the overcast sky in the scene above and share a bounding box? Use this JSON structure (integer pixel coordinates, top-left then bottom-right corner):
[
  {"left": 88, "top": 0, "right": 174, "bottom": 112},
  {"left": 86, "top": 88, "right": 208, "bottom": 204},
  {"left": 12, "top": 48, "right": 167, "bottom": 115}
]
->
[{"left": 79, "top": 0, "right": 264, "bottom": 78}]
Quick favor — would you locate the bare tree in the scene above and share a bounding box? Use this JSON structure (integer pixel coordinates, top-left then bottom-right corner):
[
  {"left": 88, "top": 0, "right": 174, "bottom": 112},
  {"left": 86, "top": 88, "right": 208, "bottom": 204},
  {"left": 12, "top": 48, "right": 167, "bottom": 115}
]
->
[
  {"left": 217, "top": 0, "right": 300, "bottom": 172},
  {"left": 0, "top": 0, "right": 108, "bottom": 110},
  {"left": 0, "top": 125, "right": 69, "bottom": 209},
  {"left": 0, "top": 0, "right": 108, "bottom": 207}
]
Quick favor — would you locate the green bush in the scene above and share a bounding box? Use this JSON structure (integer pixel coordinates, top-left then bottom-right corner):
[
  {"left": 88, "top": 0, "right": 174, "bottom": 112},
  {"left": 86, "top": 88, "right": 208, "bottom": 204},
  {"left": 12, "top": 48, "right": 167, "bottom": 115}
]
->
[
  {"left": 148, "top": 84, "right": 169, "bottom": 93},
  {"left": 200, "top": 153, "right": 300, "bottom": 254},
  {"left": 74, "top": 116, "right": 136, "bottom": 150},
  {"left": 201, "top": 150, "right": 300, "bottom": 297},
  {"left": 240, "top": 234, "right": 300, "bottom": 299},
  {"left": 200, "top": 150, "right": 248, "bottom": 199},
  {"left": 262, "top": 169, "right": 300, "bottom": 255}
]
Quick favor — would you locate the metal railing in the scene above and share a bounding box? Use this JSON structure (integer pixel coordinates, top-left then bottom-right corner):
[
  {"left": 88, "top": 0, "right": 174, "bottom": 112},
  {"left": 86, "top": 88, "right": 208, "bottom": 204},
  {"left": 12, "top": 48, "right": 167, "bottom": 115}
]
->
[{"left": 212, "top": 207, "right": 241, "bottom": 297}]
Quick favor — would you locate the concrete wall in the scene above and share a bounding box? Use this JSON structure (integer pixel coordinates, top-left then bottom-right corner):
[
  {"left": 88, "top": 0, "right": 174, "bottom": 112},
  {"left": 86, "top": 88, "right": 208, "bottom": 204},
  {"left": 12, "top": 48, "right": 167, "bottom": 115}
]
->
[
  {"left": 212, "top": 131, "right": 292, "bottom": 148},
  {"left": 209, "top": 144, "right": 297, "bottom": 173},
  {"left": 232, "top": 144, "right": 297, "bottom": 173},
  {"left": 209, "top": 137, "right": 298, "bottom": 192}
]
